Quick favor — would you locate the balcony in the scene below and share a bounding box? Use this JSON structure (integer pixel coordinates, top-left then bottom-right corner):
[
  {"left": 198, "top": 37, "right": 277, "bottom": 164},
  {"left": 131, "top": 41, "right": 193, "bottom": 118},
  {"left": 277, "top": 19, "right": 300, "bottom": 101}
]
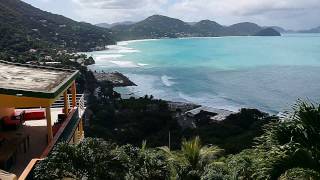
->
[
  {"left": 0, "top": 94, "right": 85, "bottom": 178},
  {"left": 0, "top": 61, "right": 86, "bottom": 179}
]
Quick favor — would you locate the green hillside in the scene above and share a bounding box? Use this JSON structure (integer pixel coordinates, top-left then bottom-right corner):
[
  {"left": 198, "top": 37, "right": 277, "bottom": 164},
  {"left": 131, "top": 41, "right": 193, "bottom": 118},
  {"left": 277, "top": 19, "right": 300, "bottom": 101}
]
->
[{"left": 0, "top": 0, "right": 115, "bottom": 58}]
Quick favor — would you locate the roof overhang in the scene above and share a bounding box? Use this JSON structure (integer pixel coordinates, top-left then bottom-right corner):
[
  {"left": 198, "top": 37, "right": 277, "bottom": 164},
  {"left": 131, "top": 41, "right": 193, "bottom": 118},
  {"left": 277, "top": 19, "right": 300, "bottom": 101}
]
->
[{"left": 0, "top": 61, "right": 79, "bottom": 108}]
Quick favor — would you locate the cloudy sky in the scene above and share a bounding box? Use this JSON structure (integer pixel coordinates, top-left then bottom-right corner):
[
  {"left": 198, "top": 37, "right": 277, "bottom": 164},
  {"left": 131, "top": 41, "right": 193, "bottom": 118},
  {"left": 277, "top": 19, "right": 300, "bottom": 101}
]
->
[{"left": 23, "top": 0, "right": 320, "bottom": 30}]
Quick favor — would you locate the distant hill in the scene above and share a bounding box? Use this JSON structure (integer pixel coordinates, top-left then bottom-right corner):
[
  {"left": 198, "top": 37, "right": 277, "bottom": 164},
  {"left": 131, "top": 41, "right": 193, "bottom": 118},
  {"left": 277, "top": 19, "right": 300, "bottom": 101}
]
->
[
  {"left": 223, "top": 22, "right": 262, "bottom": 36},
  {"left": 111, "top": 15, "right": 281, "bottom": 40},
  {"left": 266, "top": 26, "right": 287, "bottom": 33},
  {"left": 96, "top": 21, "right": 135, "bottom": 29},
  {"left": 299, "top": 26, "right": 320, "bottom": 33},
  {"left": 111, "top": 15, "right": 195, "bottom": 40},
  {"left": 0, "top": 0, "right": 115, "bottom": 55},
  {"left": 192, "top": 20, "right": 224, "bottom": 36},
  {"left": 254, "top": 28, "right": 281, "bottom": 36},
  {"left": 187, "top": 22, "right": 198, "bottom": 26}
]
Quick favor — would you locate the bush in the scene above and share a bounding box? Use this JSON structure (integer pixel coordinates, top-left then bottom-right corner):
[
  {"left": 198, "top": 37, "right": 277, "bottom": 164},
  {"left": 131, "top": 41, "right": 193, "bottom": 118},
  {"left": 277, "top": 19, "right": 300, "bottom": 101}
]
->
[
  {"left": 279, "top": 168, "right": 320, "bottom": 180},
  {"left": 34, "top": 138, "right": 171, "bottom": 180},
  {"left": 34, "top": 138, "right": 127, "bottom": 180},
  {"left": 201, "top": 162, "right": 231, "bottom": 180}
]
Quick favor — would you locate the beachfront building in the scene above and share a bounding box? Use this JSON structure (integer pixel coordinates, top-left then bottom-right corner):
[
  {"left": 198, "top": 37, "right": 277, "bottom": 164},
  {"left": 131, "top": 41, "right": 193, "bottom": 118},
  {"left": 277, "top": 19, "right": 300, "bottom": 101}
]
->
[{"left": 0, "top": 61, "right": 86, "bottom": 179}]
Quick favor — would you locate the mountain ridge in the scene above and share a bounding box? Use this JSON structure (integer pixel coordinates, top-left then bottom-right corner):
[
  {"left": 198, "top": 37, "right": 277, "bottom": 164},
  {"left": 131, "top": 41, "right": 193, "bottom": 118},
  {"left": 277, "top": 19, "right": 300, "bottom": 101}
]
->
[
  {"left": 111, "top": 15, "right": 281, "bottom": 40},
  {"left": 299, "top": 26, "right": 320, "bottom": 33},
  {"left": 96, "top": 21, "right": 136, "bottom": 28}
]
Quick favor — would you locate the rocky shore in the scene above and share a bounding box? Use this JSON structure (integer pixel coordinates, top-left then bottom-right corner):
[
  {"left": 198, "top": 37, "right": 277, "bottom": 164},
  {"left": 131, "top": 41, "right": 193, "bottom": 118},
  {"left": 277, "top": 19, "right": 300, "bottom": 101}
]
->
[
  {"left": 97, "top": 71, "right": 236, "bottom": 127},
  {"left": 94, "top": 71, "right": 137, "bottom": 87}
]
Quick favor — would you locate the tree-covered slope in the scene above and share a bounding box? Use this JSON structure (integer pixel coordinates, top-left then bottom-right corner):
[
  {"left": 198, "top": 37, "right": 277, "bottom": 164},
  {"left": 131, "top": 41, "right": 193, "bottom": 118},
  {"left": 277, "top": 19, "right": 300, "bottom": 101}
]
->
[
  {"left": 192, "top": 20, "right": 224, "bottom": 36},
  {"left": 222, "top": 22, "right": 262, "bottom": 36},
  {"left": 111, "top": 15, "right": 195, "bottom": 40},
  {"left": 0, "top": 0, "right": 115, "bottom": 55},
  {"left": 254, "top": 28, "right": 282, "bottom": 36},
  {"left": 111, "top": 15, "right": 280, "bottom": 40}
]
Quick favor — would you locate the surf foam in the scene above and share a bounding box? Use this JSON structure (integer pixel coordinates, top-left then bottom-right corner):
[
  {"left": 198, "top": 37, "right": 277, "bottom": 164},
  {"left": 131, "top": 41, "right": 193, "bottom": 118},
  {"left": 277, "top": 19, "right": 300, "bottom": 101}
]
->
[{"left": 161, "top": 75, "right": 176, "bottom": 87}]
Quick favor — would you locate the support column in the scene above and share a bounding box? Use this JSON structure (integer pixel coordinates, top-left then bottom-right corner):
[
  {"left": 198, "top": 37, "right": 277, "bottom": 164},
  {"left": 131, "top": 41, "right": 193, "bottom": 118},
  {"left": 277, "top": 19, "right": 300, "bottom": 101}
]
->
[
  {"left": 71, "top": 81, "right": 77, "bottom": 108},
  {"left": 63, "top": 91, "right": 69, "bottom": 115},
  {"left": 46, "top": 107, "right": 53, "bottom": 143},
  {"left": 79, "top": 119, "right": 83, "bottom": 132}
]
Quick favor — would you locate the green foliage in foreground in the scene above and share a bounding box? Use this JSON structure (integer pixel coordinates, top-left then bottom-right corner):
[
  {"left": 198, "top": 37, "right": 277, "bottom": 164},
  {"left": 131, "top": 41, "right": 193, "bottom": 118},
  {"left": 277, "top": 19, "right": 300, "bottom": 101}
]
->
[
  {"left": 87, "top": 95, "right": 182, "bottom": 149},
  {"left": 160, "top": 136, "right": 224, "bottom": 180},
  {"left": 34, "top": 101, "right": 320, "bottom": 180},
  {"left": 34, "top": 138, "right": 171, "bottom": 180}
]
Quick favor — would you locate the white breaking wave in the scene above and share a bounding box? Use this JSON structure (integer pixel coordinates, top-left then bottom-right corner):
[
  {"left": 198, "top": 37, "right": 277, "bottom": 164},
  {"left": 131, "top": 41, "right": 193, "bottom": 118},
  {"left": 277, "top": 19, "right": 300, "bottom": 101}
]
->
[
  {"left": 118, "top": 39, "right": 160, "bottom": 46},
  {"left": 95, "top": 54, "right": 124, "bottom": 60},
  {"left": 178, "top": 92, "right": 241, "bottom": 112},
  {"left": 117, "top": 41, "right": 129, "bottom": 46},
  {"left": 161, "top": 75, "right": 176, "bottom": 87},
  {"left": 109, "top": 60, "right": 139, "bottom": 68},
  {"left": 137, "top": 63, "right": 149, "bottom": 66},
  {"left": 90, "top": 40, "right": 149, "bottom": 68},
  {"left": 124, "top": 73, "right": 168, "bottom": 98},
  {"left": 106, "top": 45, "right": 140, "bottom": 54}
]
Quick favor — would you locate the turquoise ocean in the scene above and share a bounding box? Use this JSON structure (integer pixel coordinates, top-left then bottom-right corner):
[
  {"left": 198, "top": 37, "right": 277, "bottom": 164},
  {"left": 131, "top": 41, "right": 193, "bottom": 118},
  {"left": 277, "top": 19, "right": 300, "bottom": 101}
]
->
[{"left": 88, "top": 34, "right": 320, "bottom": 114}]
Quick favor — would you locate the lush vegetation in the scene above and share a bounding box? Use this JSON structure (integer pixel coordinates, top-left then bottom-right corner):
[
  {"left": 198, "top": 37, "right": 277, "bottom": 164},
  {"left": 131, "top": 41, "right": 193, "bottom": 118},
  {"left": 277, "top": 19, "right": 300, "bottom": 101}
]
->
[
  {"left": 186, "top": 108, "right": 275, "bottom": 154},
  {"left": 82, "top": 76, "right": 274, "bottom": 152},
  {"left": 0, "top": 0, "right": 114, "bottom": 62},
  {"left": 86, "top": 93, "right": 183, "bottom": 149},
  {"left": 34, "top": 138, "right": 171, "bottom": 180},
  {"left": 37, "top": 68, "right": 319, "bottom": 179},
  {"left": 34, "top": 101, "right": 320, "bottom": 179},
  {"left": 0, "top": 2, "right": 316, "bottom": 179}
]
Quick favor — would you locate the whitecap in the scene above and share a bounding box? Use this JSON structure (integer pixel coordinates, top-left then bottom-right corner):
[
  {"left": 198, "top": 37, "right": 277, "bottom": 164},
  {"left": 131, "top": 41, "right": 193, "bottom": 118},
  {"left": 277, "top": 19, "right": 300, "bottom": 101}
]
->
[
  {"left": 118, "top": 39, "right": 160, "bottom": 46},
  {"left": 106, "top": 45, "right": 140, "bottom": 54},
  {"left": 117, "top": 41, "right": 129, "bottom": 46},
  {"left": 109, "top": 60, "right": 139, "bottom": 68},
  {"left": 161, "top": 75, "right": 175, "bottom": 87},
  {"left": 95, "top": 54, "right": 124, "bottom": 59},
  {"left": 118, "top": 49, "right": 140, "bottom": 53},
  {"left": 178, "top": 92, "right": 241, "bottom": 112},
  {"left": 137, "top": 63, "right": 148, "bottom": 66}
]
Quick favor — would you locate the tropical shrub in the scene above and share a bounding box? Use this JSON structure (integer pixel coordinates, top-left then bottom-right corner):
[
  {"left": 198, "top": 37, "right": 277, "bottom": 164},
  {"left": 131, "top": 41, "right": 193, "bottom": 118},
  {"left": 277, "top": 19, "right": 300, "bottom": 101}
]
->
[
  {"left": 34, "top": 138, "right": 171, "bottom": 180},
  {"left": 34, "top": 138, "right": 127, "bottom": 179},
  {"left": 118, "top": 142, "right": 171, "bottom": 180},
  {"left": 160, "top": 136, "right": 224, "bottom": 180},
  {"left": 279, "top": 168, "right": 320, "bottom": 180},
  {"left": 201, "top": 162, "right": 231, "bottom": 180}
]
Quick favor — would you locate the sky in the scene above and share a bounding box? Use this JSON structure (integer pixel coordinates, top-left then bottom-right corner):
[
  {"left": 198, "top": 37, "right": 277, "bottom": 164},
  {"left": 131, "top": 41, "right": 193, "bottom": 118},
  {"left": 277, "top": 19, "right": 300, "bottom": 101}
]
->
[{"left": 22, "top": 0, "right": 320, "bottom": 30}]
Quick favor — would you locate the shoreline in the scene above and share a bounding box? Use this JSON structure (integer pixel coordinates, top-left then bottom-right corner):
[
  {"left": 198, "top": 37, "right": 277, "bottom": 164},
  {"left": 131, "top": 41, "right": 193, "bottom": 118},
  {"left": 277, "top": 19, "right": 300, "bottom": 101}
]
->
[
  {"left": 87, "top": 42, "right": 241, "bottom": 116},
  {"left": 116, "top": 35, "right": 284, "bottom": 46},
  {"left": 86, "top": 37, "right": 288, "bottom": 116},
  {"left": 84, "top": 35, "right": 286, "bottom": 55},
  {"left": 93, "top": 71, "right": 137, "bottom": 87}
]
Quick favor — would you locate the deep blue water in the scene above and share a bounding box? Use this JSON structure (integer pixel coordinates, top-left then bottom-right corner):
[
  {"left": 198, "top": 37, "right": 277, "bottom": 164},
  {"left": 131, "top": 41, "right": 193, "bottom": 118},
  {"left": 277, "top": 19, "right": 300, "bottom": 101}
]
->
[{"left": 88, "top": 34, "right": 320, "bottom": 113}]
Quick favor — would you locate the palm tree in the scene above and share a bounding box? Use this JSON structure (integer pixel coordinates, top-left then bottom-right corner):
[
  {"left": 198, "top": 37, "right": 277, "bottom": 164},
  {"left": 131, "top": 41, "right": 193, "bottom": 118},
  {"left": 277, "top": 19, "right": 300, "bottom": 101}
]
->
[
  {"left": 253, "top": 100, "right": 320, "bottom": 179},
  {"left": 160, "top": 136, "right": 223, "bottom": 179}
]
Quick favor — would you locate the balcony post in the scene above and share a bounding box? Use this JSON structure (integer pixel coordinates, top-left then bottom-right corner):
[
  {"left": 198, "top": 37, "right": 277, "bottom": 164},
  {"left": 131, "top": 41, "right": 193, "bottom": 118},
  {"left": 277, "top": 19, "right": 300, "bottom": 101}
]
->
[
  {"left": 63, "top": 90, "right": 69, "bottom": 115},
  {"left": 71, "top": 81, "right": 77, "bottom": 108},
  {"left": 46, "top": 107, "right": 53, "bottom": 143}
]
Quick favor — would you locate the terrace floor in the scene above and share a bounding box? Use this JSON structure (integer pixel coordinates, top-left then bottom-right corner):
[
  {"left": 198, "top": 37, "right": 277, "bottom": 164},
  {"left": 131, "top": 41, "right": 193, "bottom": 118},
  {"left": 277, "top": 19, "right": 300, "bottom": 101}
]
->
[{"left": 0, "top": 108, "right": 63, "bottom": 176}]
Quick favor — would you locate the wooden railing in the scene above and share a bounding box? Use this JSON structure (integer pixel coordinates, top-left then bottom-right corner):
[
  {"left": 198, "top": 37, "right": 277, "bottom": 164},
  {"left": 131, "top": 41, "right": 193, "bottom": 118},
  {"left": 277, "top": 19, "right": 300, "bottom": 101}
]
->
[
  {"left": 41, "top": 108, "right": 79, "bottom": 157},
  {"left": 18, "top": 108, "right": 81, "bottom": 180},
  {"left": 77, "top": 94, "right": 85, "bottom": 117},
  {"left": 18, "top": 159, "right": 42, "bottom": 180}
]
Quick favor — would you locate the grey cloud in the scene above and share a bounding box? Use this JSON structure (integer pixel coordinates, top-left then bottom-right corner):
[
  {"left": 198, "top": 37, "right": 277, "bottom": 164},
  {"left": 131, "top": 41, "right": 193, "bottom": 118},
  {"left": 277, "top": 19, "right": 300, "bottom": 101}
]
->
[
  {"left": 73, "top": 0, "right": 145, "bottom": 9},
  {"left": 71, "top": 0, "right": 320, "bottom": 30}
]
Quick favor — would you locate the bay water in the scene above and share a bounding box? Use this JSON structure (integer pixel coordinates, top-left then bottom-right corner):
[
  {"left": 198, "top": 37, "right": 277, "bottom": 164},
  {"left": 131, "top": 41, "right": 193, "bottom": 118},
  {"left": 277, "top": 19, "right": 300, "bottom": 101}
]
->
[{"left": 88, "top": 34, "right": 320, "bottom": 113}]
